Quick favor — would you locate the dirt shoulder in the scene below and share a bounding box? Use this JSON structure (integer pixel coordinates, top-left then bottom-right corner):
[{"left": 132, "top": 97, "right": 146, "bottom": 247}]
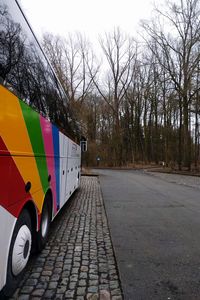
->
[{"left": 82, "top": 165, "right": 200, "bottom": 177}]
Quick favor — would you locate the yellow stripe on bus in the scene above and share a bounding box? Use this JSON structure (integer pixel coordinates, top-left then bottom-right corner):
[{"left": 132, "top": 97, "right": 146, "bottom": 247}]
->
[{"left": 0, "top": 86, "right": 44, "bottom": 212}]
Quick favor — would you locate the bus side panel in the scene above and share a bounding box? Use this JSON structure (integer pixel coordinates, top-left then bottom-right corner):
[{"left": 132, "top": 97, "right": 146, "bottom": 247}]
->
[
  {"left": 0, "top": 206, "right": 16, "bottom": 291},
  {"left": 66, "top": 139, "right": 81, "bottom": 198},
  {"left": 58, "top": 136, "right": 81, "bottom": 207},
  {"left": 59, "top": 132, "right": 69, "bottom": 208}
]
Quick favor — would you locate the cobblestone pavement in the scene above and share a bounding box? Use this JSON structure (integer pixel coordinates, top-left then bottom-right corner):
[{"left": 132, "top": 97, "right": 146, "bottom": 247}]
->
[
  {"left": 147, "top": 170, "right": 200, "bottom": 189},
  {"left": 11, "top": 176, "right": 123, "bottom": 300}
]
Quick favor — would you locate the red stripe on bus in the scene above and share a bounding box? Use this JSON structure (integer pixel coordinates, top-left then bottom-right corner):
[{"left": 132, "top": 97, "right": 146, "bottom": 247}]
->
[{"left": 0, "top": 137, "right": 31, "bottom": 217}]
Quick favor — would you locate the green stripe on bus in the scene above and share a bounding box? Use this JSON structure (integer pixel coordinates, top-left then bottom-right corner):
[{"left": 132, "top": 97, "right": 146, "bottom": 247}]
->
[{"left": 19, "top": 100, "right": 49, "bottom": 193}]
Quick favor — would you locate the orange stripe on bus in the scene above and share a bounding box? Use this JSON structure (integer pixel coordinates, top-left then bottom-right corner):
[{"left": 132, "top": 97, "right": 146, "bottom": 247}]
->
[{"left": 0, "top": 86, "right": 44, "bottom": 212}]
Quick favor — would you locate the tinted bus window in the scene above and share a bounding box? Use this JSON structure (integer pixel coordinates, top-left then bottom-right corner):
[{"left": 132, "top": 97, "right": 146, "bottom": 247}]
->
[{"left": 0, "top": 0, "right": 79, "bottom": 140}]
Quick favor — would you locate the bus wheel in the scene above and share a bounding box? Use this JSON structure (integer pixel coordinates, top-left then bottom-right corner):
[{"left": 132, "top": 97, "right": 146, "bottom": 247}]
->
[
  {"left": 37, "top": 200, "right": 51, "bottom": 252},
  {"left": 4, "top": 209, "right": 32, "bottom": 297}
]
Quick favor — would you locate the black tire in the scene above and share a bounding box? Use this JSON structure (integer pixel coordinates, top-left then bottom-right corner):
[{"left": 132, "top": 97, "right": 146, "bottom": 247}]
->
[
  {"left": 2, "top": 209, "right": 32, "bottom": 298},
  {"left": 36, "top": 200, "right": 51, "bottom": 252}
]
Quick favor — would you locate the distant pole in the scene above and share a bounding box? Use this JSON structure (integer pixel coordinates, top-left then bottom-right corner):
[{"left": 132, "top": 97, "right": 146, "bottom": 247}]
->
[
  {"left": 80, "top": 136, "right": 87, "bottom": 174},
  {"left": 96, "top": 156, "right": 100, "bottom": 167}
]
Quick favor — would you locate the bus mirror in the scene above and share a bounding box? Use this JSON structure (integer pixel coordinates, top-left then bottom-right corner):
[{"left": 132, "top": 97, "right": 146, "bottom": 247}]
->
[{"left": 80, "top": 140, "right": 87, "bottom": 152}]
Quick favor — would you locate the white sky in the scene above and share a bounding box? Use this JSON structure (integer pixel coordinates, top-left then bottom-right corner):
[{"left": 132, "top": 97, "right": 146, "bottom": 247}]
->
[{"left": 19, "top": 0, "right": 156, "bottom": 43}]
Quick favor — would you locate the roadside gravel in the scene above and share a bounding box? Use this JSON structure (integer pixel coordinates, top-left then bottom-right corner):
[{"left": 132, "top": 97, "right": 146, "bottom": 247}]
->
[{"left": 147, "top": 170, "right": 200, "bottom": 189}]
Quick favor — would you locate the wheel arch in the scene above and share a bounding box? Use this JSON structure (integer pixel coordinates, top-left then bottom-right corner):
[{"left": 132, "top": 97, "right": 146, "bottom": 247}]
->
[
  {"left": 21, "top": 200, "right": 38, "bottom": 233},
  {"left": 43, "top": 188, "right": 53, "bottom": 221},
  {"left": 20, "top": 188, "right": 53, "bottom": 233}
]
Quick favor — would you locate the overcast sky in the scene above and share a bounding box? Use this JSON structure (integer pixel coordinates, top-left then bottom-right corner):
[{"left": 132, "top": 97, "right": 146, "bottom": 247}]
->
[{"left": 19, "top": 0, "right": 158, "bottom": 42}]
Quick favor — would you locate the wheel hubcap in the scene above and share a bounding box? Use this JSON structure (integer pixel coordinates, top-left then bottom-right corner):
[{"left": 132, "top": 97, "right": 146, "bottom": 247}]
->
[
  {"left": 12, "top": 225, "right": 32, "bottom": 276},
  {"left": 23, "top": 240, "right": 30, "bottom": 259}
]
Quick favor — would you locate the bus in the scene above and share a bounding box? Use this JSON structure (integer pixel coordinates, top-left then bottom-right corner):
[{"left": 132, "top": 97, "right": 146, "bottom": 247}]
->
[{"left": 0, "top": 0, "right": 81, "bottom": 296}]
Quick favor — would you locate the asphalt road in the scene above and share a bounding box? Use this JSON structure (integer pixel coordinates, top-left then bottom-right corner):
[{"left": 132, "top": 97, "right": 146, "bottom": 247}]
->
[{"left": 96, "top": 169, "right": 200, "bottom": 300}]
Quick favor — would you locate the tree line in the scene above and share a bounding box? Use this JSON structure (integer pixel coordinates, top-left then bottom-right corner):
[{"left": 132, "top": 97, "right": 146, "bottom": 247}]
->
[{"left": 43, "top": 0, "right": 200, "bottom": 170}]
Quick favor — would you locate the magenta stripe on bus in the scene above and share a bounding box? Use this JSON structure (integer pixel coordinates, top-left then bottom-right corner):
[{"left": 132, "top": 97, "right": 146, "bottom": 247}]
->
[{"left": 40, "top": 116, "right": 57, "bottom": 214}]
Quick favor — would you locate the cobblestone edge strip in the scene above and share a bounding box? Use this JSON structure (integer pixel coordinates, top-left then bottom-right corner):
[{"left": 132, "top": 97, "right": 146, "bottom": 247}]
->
[{"left": 10, "top": 176, "right": 123, "bottom": 300}]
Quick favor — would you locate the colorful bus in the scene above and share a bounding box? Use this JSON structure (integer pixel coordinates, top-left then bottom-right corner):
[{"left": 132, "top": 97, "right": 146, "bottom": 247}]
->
[{"left": 0, "top": 0, "right": 81, "bottom": 296}]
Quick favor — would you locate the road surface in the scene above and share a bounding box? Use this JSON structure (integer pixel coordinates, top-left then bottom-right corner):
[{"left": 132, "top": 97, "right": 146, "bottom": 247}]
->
[{"left": 96, "top": 169, "right": 200, "bottom": 300}]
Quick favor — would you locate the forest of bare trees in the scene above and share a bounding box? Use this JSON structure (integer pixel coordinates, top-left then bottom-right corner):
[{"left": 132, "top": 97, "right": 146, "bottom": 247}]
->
[{"left": 43, "top": 0, "right": 200, "bottom": 170}]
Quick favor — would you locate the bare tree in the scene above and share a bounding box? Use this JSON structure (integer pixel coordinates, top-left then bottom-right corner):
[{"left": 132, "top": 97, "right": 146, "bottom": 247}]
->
[
  {"left": 43, "top": 32, "right": 97, "bottom": 105},
  {"left": 42, "top": 32, "right": 99, "bottom": 138},
  {"left": 141, "top": 0, "right": 200, "bottom": 169},
  {"left": 88, "top": 28, "right": 137, "bottom": 165}
]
